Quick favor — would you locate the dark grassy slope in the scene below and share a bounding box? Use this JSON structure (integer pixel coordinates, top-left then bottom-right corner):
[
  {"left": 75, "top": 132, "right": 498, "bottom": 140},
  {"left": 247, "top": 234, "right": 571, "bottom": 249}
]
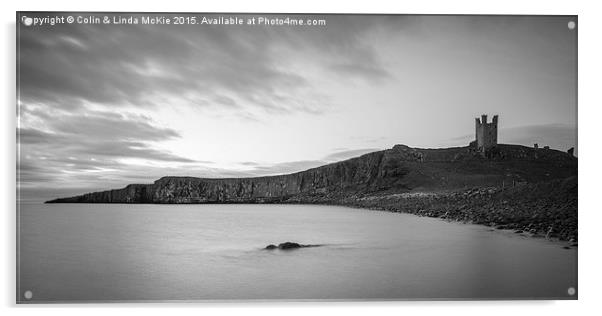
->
[{"left": 46, "top": 144, "right": 578, "bottom": 240}]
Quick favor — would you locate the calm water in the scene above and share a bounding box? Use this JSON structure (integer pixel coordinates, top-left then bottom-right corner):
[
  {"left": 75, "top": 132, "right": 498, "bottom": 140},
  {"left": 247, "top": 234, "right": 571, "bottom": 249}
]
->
[{"left": 18, "top": 203, "right": 577, "bottom": 301}]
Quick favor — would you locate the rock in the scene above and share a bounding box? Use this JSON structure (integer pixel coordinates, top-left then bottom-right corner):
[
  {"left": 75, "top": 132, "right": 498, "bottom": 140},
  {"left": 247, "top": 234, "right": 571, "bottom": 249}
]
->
[
  {"left": 563, "top": 246, "right": 571, "bottom": 249},
  {"left": 515, "top": 230, "right": 523, "bottom": 234},
  {"left": 264, "top": 242, "right": 319, "bottom": 250},
  {"left": 278, "top": 242, "right": 303, "bottom": 250}
]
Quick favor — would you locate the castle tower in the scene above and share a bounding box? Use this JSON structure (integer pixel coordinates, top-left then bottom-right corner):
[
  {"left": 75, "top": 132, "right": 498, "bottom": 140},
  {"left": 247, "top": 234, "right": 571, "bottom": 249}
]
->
[{"left": 475, "top": 114, "right": 498, "bottom": 153}]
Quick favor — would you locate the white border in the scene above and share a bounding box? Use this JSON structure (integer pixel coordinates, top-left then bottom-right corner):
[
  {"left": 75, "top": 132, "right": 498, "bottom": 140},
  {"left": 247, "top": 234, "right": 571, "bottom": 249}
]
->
[{"left": 3, "top": 0, "right": 602, "bottom": 315}]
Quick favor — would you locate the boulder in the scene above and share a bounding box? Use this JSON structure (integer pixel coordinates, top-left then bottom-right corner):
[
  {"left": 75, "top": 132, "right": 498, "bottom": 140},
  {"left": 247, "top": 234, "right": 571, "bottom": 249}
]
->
[
  {"left": 264, "top": 242, "right": 319, "bottom": 250},
  {"left": 278, "top": 242, "right": 303, "bottom": 250}
]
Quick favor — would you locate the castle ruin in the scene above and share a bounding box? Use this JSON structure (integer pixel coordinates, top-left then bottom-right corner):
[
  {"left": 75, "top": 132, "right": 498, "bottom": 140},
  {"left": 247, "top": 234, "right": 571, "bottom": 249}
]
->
[{"left": 474, "top": 114, "right": 498, "bottom": 153}]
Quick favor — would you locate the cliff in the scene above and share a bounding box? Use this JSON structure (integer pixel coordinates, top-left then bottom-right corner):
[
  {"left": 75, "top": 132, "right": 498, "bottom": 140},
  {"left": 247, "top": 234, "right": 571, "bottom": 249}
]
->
[
  {"left": 46, "top": 144, "right": 578, "bottom": 240},
  {"left": 47, "top": 144, "right": 576, "bottom": 204}
]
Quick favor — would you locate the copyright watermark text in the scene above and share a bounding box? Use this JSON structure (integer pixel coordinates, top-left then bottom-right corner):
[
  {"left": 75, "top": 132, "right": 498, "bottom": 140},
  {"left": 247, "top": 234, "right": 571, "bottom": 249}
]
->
[{"left": 20, "top": 14, "right": 327, "bottom": 28}]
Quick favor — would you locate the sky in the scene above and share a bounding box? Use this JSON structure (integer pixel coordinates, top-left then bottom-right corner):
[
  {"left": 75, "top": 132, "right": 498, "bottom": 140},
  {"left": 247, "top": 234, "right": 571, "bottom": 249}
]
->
[{"left": 17, "top": 14, "right": 577, "bottom": 201}]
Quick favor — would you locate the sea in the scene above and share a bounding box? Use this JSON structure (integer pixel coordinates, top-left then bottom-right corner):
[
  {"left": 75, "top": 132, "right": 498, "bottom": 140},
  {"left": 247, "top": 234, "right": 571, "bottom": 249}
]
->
[{"left": 17, "top": 203, "right": 577, "bottom": 302}]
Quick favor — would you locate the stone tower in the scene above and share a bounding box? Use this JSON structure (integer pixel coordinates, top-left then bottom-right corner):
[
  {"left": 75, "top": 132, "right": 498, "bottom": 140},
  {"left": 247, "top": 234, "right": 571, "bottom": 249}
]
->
[{"left": 475, "top": 114, "right": 498, "bottom": 153}]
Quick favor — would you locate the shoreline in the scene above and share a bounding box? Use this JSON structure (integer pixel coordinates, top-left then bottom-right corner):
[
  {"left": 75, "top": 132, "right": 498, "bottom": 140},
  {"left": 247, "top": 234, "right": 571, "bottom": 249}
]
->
[
  {"left": 36, "top": 178, "right": 578, "bottom": 245},
  {"left": 40, "top": 144, "right": 577, "bottom": 242},
  {"left": 360, "top": 205, "right": 577, "bottom": 247}
]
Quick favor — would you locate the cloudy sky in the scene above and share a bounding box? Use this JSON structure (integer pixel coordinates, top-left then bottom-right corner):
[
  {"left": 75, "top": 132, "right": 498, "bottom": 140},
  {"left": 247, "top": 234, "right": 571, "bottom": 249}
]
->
[{"left": 17, "top": 14, "right": 577, "bottom": 201}]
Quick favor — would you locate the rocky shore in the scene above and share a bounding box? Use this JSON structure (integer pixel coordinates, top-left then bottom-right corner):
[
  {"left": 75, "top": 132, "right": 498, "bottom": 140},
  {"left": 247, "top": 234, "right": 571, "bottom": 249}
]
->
[{"left": 337, "top": 177, "right": 578, "bottom": 242}]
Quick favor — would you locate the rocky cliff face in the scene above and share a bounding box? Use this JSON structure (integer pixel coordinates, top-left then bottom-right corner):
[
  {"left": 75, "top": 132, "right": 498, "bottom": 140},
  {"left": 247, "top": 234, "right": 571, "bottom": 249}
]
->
[{"left": 47, "top": 144, "right": 577, "bottom": 204}]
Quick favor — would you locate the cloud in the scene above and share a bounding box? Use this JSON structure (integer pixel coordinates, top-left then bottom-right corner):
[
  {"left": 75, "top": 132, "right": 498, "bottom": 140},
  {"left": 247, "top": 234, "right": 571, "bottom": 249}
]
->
[
  {"left": 323, "top": 148, "right": 381, "bottom": 161},
  {"left": 329, "top": 62, "right": 392, "bottom": 82},
  {"left": 234, "top": 147, "right": 382, "bottom": 177},
  {"left": 47, "top": 112, "right": 179, "bottom": 142},
  {"left": 244, "top": 160, "right": 326, "bottom": 176},
  {"left": 16, "top": 14, "right": 408, "bottom": 199},
  {"left": 17, "top": 108, "right": 203, "bottom": 189},
  {"left": 18, "top": 104, "right": 382, "bottom": 195},
  {"left": 18, "top": 14, "right": 398, "bottom": 116},
  {"left": 18, "top": 107, "right": 192, "bottom": 163}
]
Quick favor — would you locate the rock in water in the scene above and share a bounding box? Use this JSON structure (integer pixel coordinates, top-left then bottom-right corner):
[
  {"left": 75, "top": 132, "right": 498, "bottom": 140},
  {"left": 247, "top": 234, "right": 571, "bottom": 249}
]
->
[
  {"left": 278, "top": 242, "right": 303, "bottom": 250},
  {"left": 264, "top": 242, "right": 318, "bottom": 250}
]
